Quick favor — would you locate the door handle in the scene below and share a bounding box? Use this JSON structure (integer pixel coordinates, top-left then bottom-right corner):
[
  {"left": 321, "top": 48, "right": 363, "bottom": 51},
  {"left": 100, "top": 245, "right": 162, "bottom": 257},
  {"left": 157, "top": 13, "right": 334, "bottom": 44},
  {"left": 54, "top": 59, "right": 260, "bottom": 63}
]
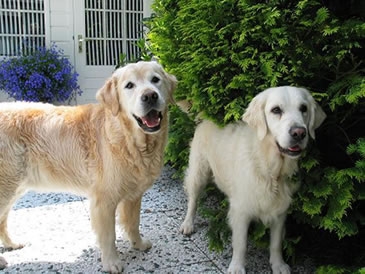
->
[{"left": 78, "top": 34, "right": 89, "bottom": 53}]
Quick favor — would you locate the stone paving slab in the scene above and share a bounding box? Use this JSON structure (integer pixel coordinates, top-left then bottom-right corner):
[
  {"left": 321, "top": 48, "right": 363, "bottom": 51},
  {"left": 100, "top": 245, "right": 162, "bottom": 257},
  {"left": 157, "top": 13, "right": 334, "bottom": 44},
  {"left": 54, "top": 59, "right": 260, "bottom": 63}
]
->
[{"left": 0, "top": 166, "right": 315, "bottom": 273}]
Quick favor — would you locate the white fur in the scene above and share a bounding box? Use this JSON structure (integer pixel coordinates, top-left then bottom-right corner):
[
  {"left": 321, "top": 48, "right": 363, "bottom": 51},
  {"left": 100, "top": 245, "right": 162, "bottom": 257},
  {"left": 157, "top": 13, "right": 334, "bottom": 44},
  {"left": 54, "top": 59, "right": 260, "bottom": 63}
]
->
[{"left": 180, "top": 86, "right": 326, "bottom": 274}]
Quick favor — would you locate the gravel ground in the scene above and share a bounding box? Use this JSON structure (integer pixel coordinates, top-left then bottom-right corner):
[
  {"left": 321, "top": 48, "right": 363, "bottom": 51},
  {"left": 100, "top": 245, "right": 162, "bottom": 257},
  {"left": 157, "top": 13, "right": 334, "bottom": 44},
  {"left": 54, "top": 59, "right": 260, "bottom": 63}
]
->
[{"left": 0, "top": 166, "right": 315, "bottom": 273}]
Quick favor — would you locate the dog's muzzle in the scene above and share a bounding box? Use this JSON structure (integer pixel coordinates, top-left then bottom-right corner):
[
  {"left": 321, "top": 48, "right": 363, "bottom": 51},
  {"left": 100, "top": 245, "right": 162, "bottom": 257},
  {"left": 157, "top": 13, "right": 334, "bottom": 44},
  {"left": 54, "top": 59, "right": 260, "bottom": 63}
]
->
[
  {"left": 276, "top": 126, "right": 308, "bottom": 157},
  {"left": 133, "top": 110, "right": 163, "bottom": 133},
  {"left": 276, "top": 142, "right": 303, "bottom": 157},
  {"left": 133, "top": 90, "right": 164, "bottom": 133}
]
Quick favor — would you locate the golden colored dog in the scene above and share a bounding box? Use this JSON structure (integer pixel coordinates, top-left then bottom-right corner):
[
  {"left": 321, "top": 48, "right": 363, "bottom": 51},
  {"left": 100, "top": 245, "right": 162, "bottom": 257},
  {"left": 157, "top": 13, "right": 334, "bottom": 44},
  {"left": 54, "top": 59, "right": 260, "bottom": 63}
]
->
[{"left": 0, "top": 61, "right": 176, "bottom": 273}]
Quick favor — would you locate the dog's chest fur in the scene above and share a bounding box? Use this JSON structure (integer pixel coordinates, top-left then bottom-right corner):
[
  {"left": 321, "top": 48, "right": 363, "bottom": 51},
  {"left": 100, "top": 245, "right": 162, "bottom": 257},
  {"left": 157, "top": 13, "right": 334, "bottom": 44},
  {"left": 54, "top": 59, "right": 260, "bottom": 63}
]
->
[
  {"left": 236, "top": 144, "right": 298, "bottom": 223},
  {"left": 97, "top": 110, "right": 168, "bottom": 198},
  {"left": 201, "top": 121, "right": 299, "bottom": 224},
  {"left": 107, "top": 133, "right": 165, "bottom": 194},
  {"left": 252, "top": 172, "right": 295, "bottom": 224}
]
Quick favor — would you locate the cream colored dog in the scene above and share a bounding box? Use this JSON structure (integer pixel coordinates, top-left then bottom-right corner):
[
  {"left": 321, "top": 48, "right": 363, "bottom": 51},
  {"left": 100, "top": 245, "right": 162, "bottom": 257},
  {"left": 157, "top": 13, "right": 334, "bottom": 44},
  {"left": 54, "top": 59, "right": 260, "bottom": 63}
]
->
[
  {"left": 180, "top": 86, "right": 326, "bottom": 274},
  {"left": 0, "top": 61, "right": 176, "bottom": 273}
]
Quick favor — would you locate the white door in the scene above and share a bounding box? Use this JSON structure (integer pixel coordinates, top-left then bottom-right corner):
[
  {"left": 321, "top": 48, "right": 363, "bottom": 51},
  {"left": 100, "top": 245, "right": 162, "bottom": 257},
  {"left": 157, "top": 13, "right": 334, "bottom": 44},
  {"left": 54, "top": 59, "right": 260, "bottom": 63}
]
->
[{"left": 73, "top": 0, "right": 147, "bottom": 104}]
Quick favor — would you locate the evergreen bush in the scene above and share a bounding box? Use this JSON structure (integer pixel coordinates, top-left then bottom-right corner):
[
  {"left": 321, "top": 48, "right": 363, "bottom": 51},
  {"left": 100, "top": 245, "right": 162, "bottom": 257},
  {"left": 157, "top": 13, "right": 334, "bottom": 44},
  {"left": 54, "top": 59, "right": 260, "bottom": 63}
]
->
[{"left": 147, "top": 0, "right": 365, "bottom": 267}]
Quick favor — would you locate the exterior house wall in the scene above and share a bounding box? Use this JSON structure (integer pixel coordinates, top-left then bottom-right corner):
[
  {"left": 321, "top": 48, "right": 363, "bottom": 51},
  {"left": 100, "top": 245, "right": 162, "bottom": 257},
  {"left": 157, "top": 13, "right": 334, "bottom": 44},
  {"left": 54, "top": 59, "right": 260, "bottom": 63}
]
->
[
  {"left": 0, "top": 0, "right": 153, "bottom": 104},
  {"left": 48, "top": 0, "right": 74, "bottom": 60}
]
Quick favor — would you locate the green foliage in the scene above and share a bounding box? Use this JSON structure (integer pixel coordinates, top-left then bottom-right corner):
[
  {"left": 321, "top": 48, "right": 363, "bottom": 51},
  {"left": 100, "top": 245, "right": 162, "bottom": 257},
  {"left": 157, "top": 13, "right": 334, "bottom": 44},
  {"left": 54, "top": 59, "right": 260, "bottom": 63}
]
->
[
  {"left": 198, "top": 185, "right": 230, "bottom": 251},
  {"left": 316, "top": 265, "right": 365, "bottom": 274},
  {"left": 116, "top": 37, "right": 153, "bottom": 68},
  {"left": 148, "top": 0, "right": 365, "bottom": 269},
  {"left": 293, "top": 138, "right": 365, "bottom": 240},
  {"left": 316, "top": 265, "right": 348, "bottom": 274},
  {"left": 164, "top": 105, "right": 195, "bottom": 178}
]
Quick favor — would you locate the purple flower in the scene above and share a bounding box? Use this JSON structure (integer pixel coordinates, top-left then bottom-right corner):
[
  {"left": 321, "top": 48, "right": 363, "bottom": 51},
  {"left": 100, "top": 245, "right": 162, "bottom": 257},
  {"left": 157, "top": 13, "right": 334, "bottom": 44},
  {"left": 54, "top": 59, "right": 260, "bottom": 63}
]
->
[{"left": 0, "top": 44, "right": 82, "bottom": 102}]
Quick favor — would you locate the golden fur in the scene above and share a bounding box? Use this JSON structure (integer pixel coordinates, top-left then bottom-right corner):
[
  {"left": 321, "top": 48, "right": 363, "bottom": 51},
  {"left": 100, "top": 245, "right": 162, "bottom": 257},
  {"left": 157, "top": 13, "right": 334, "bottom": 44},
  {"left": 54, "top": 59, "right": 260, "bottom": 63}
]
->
[{"left": 0, "top": 61, "right": 176, "bottom": 273}]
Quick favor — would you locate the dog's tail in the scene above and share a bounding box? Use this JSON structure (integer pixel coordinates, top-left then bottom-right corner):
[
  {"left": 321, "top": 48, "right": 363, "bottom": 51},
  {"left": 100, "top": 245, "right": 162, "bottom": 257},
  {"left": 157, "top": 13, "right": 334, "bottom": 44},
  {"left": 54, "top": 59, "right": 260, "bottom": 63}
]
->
[
  {"left": 176, "top": 100, "right": 204, "bottom": 123},
  {"left": 176, "top": 100, "right": 192, "bottom": 114}
]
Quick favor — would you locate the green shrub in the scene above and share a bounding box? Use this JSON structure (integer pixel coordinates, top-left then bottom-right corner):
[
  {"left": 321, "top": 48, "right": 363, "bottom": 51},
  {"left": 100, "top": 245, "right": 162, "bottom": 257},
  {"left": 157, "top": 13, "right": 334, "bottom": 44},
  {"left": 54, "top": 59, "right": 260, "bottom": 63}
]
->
[{"left": 148, "top": 0, "right": 365, "bottom": 268}]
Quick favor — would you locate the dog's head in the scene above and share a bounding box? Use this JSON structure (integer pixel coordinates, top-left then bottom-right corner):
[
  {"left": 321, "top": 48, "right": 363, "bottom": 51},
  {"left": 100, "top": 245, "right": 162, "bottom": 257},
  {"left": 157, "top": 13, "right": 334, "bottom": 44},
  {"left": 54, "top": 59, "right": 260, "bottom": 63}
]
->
[
  {"left": 96, "top": 61, "right": 177, "bottom": 134},
  {"left": 242, "top": 86, "right": 326, "bottom": 158}
]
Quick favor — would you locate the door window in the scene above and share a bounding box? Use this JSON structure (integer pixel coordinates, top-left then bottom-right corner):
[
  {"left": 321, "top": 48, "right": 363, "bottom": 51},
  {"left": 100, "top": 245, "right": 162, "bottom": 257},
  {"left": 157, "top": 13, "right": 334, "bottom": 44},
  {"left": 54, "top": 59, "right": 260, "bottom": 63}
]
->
[
  {"left": 84, "top": 0, "right": 143, "bottom": 66},
  {"left": 0, "top": 0, "right": 45, "bottom": 57}
]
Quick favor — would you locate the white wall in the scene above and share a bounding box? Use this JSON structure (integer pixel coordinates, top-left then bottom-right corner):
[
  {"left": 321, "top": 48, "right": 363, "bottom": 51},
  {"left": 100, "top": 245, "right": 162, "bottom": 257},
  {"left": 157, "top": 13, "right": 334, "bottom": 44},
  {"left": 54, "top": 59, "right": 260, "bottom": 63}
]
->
[
  {"left": 0, "top": 93, "right": 11, "bottom": 102},
  {"left": 48, "top": 0, "right": 75, "bottom": 62}
]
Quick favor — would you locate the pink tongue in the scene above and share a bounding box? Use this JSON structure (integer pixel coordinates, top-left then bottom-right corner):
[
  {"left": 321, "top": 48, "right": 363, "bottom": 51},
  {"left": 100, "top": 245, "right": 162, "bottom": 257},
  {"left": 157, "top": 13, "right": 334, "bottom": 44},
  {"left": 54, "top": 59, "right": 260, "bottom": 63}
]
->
[
  {"left": 141, "top": 111, "right": 160, "bottom": 128},
  {"left": 288, "top": 145, "right": 301, "bottom": 152}
]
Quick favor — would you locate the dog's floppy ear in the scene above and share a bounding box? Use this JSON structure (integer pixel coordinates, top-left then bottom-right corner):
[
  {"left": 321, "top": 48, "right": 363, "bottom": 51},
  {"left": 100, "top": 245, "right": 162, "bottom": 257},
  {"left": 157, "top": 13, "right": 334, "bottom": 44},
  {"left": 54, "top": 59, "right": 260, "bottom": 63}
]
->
[
  {"left": 307, "top": 93, "right": 326, "bottom": 139},
  {"left": 96, "top": 77, "right": 120, "bottom": 116},
  {"left": 152, "top": 60, "right": 177, "bottom": 104},
  {"left": 164, "top": 71, "right": 177, "bottom": 104},
  {"left": 154, "top": 60, "right": 177, "bottom": 104},
  {"left": 242, "top": 92, "right": 267, "bottom": 140}
]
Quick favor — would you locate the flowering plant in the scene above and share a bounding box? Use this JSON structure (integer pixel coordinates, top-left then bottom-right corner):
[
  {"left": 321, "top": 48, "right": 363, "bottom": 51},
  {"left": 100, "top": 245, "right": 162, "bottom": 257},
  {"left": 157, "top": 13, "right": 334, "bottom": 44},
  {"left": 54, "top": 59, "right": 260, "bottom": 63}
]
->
[{"left": 0, "top": 44, "right": 82, "bottom": 103}]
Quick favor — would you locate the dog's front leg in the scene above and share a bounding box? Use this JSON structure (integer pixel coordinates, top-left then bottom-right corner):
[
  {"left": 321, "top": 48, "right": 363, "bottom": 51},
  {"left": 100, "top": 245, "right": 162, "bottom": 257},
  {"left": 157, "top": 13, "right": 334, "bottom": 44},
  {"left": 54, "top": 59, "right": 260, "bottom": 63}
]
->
[
  {"left": 228, "top": 208, "right": 250, "bottom": 274},
  {"left": 0, "top": 213, "right": 24, "bottom": 250},
  {"left": 0, "top": 188, "right": 25, "bottom": 250},
  {"left": 270, "top": 214, "right": 290, "bottom": 274},
  {"left": 118, "top": 197, "right": 152, "bottom": 251},
  {"left": 89, "top": 198, "right": 121, "bottom": 273}
]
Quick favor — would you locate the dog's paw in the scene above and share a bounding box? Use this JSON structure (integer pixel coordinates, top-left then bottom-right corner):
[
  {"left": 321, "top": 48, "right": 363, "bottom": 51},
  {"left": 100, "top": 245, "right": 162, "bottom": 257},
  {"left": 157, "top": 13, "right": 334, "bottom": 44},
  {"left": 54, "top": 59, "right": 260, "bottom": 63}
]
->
[
  {"left": 0, "top": 256, "right": 8, "bottom": 270},
  {"left": 132, "top": 238, "right": 152, "bottom": 251},
  {"left": 271, "top": 263, "right": 291, "bottom": 274},
  {"left": 227, "top": 263, "right": 246, "bottom": 274},
  {"left": 179, "top": 220, "right": 194, "bottom": 235},
  {"left": 4, "top": 242, "right": 24, "bottom": 251},
  {"left": 102, "top": 259, "right": 123, "bottom": 274}
]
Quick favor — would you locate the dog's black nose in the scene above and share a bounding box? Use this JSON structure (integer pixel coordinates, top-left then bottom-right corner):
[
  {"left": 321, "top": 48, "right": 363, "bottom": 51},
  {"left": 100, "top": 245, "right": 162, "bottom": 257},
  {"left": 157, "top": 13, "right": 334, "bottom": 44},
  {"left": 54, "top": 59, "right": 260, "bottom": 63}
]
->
[
  {"left": 141, "top": 91, "right": 158, "bottom": 105},
  {"left": 289, "top": 126, "right": 306, "bottom": 141}
]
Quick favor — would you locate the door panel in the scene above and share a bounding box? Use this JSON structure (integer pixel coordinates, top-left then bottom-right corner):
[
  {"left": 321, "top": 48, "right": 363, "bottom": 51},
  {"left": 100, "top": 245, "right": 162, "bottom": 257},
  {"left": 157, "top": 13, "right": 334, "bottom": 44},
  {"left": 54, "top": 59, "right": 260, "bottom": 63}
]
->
[{"left": 74, "top": 0, "right": 144, "bottom": 104}]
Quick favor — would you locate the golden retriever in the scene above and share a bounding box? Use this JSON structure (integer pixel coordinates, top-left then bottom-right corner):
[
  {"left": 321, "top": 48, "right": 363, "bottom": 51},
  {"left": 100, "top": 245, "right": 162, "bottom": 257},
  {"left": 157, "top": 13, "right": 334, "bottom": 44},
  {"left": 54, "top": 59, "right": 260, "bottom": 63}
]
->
[
  {"left": 0, "top": 61, "right": 177, "bottom": 273},
  {"left": 180, "top": 86, "right": 326, "bottom": 274}
]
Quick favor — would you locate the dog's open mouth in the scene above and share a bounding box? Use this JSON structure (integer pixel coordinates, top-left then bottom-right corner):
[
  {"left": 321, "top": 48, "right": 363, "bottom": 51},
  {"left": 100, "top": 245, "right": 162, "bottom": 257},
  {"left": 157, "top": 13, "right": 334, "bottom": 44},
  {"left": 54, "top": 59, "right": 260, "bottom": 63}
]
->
[
  {"left": 276, "top": 142, "right": 303, "bottom": 157},
  {"left": 133, "top": 110, "right": 162, "bottom": 133}
]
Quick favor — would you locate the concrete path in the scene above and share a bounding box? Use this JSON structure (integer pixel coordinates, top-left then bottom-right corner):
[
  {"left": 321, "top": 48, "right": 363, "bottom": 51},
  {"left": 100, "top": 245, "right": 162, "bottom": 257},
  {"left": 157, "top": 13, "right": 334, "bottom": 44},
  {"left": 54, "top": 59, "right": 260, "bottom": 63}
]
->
[{"left": 0, "top": 166, "right": 315, "bottom": 273}]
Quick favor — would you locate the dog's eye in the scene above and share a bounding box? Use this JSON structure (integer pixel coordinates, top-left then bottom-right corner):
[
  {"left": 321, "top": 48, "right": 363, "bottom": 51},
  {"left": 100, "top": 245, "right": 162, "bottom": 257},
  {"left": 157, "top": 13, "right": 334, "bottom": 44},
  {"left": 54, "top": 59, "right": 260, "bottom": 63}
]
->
[
  {"left": 300, "top": 104, "right": 308, "bottom": 113},
  {"left": 125, "top": 82, "right": 134, "bottom": 89},
  {"left": 271, "top": 106, "right": 282, "bottom": 115},
  {"left": 151, "top": 76, "right": 160, "bottom": 83}
]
